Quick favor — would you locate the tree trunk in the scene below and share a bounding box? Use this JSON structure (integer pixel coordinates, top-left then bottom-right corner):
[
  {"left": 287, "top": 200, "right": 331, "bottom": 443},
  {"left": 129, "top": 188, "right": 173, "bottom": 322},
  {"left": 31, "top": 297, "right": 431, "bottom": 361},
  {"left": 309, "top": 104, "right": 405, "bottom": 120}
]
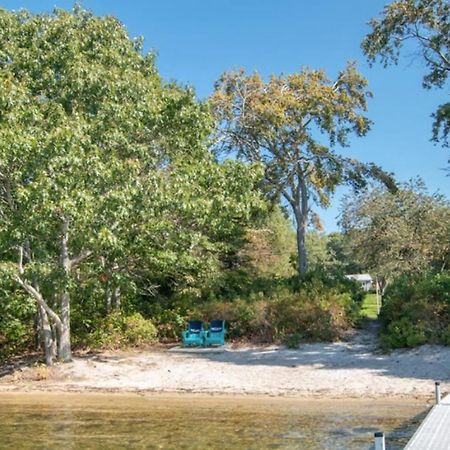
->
[
  {"left": 34, "top": 311, "right": 42, "bottom": 352},
  {"left": 292, "top": 173, "right": 309, "bottom": 276},
  {"left": 14, "top": 275, "right": 63, "bottom": 365},
  {"left": 294, "top": 207, "right": 308, "bottom": 275},
  {"left": 377, "top": 277, "right": 388, "bottom": 297},
  {"left": 58, "top": 293, "right": 71, "bottom": 361},
  {"left": 112, "top": 286, "right": 121, "bottom": 310},
  {"left": 39, "top": 305, "right": 57, "bottom": 365},
  {"left": 58, "top": 219, "right": 72, "bottom": 362},
  {"left": 105, "top": 281, "right": 112, "bottom": 314}
]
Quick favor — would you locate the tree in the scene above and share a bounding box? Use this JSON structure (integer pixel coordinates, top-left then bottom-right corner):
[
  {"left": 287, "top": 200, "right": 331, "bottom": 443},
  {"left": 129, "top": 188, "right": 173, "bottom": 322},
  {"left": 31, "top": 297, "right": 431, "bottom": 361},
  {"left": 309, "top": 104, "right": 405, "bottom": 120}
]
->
[
  {"left": 0, "top": 7, "right": 263, "bottom": 363},
  {"left": 210, "top": 64, "right": 395, "bottom": 275},
  {"left": 340, "top": 180, "right": 450, "bottom": 293},
  {"left": 0, "top": 6, "right": 184, "bottom": 363},
  {"left": 240, "top": 206, "right": 296, "bottom": 277},
  {"left": 362, "top": 0, "right": 450, "bottom": 149},
  {"left": 304, "top": 231, "right": 363, "bottom": 274},
  {"left": 325, "top": 232, "right": 364, "bottom": 275}
]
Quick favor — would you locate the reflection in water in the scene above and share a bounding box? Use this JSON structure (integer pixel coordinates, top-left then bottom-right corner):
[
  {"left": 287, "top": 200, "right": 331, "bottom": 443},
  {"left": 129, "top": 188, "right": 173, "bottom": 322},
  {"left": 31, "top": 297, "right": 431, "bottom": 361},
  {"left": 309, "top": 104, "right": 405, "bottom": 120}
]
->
[{"left": 0, "top": 393, "right": 428, "bottom": 449}]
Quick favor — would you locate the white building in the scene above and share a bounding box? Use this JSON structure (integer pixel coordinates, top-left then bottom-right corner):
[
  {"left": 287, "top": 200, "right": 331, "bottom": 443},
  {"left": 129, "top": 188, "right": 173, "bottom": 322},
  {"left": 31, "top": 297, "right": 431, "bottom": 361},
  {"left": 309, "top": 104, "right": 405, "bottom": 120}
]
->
[{"left": 345, "top": 274, "right": 373, "bottom": 292}]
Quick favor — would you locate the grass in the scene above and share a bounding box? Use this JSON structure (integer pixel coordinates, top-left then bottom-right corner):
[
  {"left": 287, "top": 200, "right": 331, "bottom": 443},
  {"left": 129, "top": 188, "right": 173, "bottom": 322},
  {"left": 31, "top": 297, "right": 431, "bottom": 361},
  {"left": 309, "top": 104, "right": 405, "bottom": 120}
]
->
[{"left": 361, "top": 293, "right": 380, "bottom": 319}]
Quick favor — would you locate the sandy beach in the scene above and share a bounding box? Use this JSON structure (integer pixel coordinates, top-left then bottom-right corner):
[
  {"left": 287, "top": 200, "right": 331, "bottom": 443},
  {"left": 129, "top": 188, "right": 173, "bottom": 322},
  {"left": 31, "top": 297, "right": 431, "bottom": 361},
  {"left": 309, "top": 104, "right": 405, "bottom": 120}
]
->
[{"left": 1, "top": 326, "right": 449, "bottom": 399}]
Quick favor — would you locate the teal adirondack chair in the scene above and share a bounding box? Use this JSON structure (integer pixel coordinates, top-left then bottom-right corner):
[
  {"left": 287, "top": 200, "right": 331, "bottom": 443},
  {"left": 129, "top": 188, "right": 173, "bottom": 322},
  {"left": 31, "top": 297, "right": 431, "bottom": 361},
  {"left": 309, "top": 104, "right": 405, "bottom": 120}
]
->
[
  {"left": 204, "top": 320, "right": 226, "bottom": 346},
  {"left": 182, "top": 320, "right": 205, "bottom": 346}
]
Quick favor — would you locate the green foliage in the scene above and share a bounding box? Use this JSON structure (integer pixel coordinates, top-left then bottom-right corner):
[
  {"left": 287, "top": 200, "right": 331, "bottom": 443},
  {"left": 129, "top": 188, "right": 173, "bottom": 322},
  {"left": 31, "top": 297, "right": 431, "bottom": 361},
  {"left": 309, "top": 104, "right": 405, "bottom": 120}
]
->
[
  {"left": 152, "top": 308, "right": 188, "bottom": 341},
  {"left": 341, "top": 180, "right": 450, "bottom": 287},
  {"left": 380, "top": 272, "right": 450, "bottom": 349},
  {"left": 362, "top": 0, "right": 450, "bottom": 149},
  {"left": 210, "top": 64, "right": 394, "bottom": 274},
  {"left": 0, "top": 281, "right": 35, "bottom": 360},
  {"left": 442, "top": 324, "right": 450, "bottom": 346},
  {"left": 85, "top": 312, "right": 157, "bottom": 349},
  {"left": 0, "top": 6, "right": 264, "bottom": 361},
  {"left": 283, "top": 333, "right": 304, "bottom": 349},
  {"left": 240, "top": 206, "right": 296, "bottom": 277},
  {"left": 304, "top": 231, "right": 362, "bottom": 273},
  {"left": 380, "top": 318, "right": 426, "bottom": 349},
  {"left": 191, "top": 274, "right": 364, "bottom": 344}
]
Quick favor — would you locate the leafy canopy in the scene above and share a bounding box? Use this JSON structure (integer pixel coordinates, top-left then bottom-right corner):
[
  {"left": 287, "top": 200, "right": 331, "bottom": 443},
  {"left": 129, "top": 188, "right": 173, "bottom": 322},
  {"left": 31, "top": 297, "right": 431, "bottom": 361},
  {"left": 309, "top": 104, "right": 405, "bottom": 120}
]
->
[
  {"left": 362, "top": 0, "right": 450, "bottom": 147},
  {"left": 340, "top": 179, "right": 450, "bottom": 283},
  {"left": 0, "top": 6, "right": 265, "bottom": 360},
  {"left": 210, "top": 63, "right": 395, "bottom": 274}
]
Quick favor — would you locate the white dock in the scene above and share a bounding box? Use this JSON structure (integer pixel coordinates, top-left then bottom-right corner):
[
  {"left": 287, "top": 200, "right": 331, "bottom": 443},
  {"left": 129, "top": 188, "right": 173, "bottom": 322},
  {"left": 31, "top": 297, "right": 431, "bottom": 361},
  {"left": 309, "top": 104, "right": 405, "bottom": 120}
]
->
[{"left": 404, "top": 393, "right": 450, "bottom": 450}]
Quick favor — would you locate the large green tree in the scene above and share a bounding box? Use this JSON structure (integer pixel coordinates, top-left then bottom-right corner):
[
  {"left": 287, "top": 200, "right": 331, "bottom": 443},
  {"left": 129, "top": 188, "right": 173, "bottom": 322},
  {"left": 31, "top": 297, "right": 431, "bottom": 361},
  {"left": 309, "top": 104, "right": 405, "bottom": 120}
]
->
[
  {"left": 0, "top": 7, "right": 263, "bottom": 363},
  {"left": 210, "top": 64, "right": 395, "bottom": 275},
  {"left": 340, "top": 180, "right": 450, "bottom": 293},
  {"left": 362, "top": 0, "right": 450, "bottom": 150}
]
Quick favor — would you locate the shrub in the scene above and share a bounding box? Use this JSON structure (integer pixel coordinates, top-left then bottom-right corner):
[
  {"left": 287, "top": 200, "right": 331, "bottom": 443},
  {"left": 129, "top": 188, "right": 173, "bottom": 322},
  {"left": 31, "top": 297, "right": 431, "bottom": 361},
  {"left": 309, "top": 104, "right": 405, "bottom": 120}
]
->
[
  {"left": 123, "top": 313, "right": 158, "bottom": 345},
  {"left": 380, "top": 318, "right": 426, "bottom": 349},
  {"left": 153, "top": 308, "right": 187, "bottom": 341},
  {"left": 380, "top": 272, "right": 450, "bottom": 349},
  {"left": 190, "top": 274, "right": 362, "bottom": 344},
  {"left": 442, "top": 325, "right": 450, "bottom": 346},
  {"left": 193, "top": 299, "right": 270, "bottom": 341},
  {"left": 86, "top": 312, "right": 157, "bottom": 349},
  {"left": 267, "top": 287, "right": 355, "bottom": 342},
  {"left": 283, "top": 332, "right": 303, "bottom": 349},
  {"left": 0, "top": 288, "right": 36, "bottom": 361}
]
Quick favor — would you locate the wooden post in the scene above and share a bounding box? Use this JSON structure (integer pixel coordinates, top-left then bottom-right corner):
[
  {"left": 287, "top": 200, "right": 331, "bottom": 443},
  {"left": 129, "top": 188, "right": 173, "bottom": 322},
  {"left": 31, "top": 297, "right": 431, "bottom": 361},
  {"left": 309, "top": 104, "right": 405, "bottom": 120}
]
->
[
  {"left": 435, "top": 381, "right": 441, "bottom": 405},
  {"left": 374, "top": 431, "right": 385, "bottom": 450},
  {"left": 376, "top": 276, "right": 381, "bottom": 315}
]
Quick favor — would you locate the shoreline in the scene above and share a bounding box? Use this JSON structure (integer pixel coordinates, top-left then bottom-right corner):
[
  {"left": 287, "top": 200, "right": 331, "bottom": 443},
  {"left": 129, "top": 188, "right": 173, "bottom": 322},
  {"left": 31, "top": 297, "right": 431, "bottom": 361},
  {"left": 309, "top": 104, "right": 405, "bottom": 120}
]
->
[
  {"left": 1, "top": 330, "right": 449, "bottom": 400},
  {"left": 0, "top": 388, "right": 436, "bottom": 405}
]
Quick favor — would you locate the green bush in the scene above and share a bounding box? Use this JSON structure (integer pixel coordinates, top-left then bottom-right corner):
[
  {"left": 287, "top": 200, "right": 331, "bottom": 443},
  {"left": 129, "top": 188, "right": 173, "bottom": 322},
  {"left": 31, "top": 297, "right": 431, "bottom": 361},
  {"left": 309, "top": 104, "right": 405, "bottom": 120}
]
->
[
  {"left": 0, "top": 287, "right": 36, "bottom": 361},
  {"left": 86, "top": 312, "right": 157, "bottom": 349},
  {"left": 442, "top": 324, "right": 450, "bottom": 346},
  {"left": 153, "top": 308, "right": 188, "bottom": 341},
  {"left": 380, "top": 272, "right": 450, "bottom": 349},
  {"left": 283, "top": 332, "right": 303, "bottom": 349},
  {"left": 123, "top": 313, "right": 158, "bottom": 345},
  {"left": 380, "top": 318, "right": 426, "bottom": 349}
]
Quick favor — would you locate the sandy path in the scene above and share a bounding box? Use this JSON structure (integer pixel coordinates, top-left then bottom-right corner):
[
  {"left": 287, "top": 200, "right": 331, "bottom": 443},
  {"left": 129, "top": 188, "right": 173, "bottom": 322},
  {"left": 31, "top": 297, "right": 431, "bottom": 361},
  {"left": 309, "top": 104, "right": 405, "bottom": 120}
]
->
[{"left": 1, "top": 324, "right": 449, "bottom": 398}]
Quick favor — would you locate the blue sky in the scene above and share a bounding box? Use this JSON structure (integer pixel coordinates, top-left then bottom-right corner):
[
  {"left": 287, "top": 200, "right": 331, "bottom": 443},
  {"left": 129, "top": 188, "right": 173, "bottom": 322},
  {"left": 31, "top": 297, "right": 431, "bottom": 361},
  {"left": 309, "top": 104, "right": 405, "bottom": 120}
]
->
[{"left": 2, "top": 0, "right": 449, "bottom": 231}]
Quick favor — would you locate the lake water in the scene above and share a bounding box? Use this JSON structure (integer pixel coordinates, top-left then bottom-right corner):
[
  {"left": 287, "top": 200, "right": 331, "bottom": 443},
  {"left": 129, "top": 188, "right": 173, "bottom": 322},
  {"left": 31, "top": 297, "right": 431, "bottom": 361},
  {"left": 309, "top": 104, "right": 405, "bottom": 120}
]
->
[{"left": 0, "top": 393, "right": 428, "bottom": 449}]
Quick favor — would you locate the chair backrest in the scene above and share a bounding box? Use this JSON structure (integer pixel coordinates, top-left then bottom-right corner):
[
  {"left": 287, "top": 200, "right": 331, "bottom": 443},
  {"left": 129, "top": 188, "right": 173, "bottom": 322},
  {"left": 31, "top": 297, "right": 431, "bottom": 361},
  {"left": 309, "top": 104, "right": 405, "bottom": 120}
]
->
[
  {"left": 209, "top": 320, "right": 224, "bottom": 333},
  {"left": 189, "top": 320, "right": 203, "bottom": 334}
]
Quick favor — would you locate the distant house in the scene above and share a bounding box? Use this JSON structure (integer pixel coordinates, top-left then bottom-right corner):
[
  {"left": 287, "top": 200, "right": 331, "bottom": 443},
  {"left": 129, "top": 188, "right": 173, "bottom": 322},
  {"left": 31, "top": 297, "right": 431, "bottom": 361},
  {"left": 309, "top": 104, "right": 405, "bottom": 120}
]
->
[{"left": 345, "top": 274, "right": 373, "bottom": 292}]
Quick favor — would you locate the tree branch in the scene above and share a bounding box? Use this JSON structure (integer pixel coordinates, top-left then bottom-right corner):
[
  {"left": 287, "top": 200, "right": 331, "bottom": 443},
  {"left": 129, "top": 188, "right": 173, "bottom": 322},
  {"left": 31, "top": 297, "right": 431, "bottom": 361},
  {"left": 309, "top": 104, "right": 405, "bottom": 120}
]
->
[
  {"left": 14, "top": 275, "right": 63, "bottom": 329},
  {"left": 69, "top": 249, "right": 93, "bottom": 270}
]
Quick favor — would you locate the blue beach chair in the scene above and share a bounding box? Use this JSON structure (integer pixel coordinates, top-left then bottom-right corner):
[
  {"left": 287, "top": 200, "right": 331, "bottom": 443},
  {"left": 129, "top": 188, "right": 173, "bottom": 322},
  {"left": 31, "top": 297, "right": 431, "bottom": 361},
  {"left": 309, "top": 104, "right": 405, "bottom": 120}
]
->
[
  {"left": 204, "top": 320, "right": 226, "bottom": 347},
  {"left": 182, "top": 320, "right": 205, "bottom": 347}
]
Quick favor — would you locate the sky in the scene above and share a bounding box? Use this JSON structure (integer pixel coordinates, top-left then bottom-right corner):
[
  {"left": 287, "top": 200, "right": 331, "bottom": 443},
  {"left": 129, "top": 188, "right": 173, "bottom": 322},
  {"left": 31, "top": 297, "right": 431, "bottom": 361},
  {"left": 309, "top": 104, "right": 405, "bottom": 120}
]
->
[{"left": 1, "top": 0, "right": 449, "bottom": 231}]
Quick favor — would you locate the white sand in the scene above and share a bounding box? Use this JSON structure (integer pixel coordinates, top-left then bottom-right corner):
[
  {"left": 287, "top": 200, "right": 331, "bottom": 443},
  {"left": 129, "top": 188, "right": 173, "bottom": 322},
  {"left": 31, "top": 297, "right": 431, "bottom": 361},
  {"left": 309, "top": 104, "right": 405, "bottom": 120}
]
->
[{"left": 1, "top": 327, "right": 449, "bottom": 398}]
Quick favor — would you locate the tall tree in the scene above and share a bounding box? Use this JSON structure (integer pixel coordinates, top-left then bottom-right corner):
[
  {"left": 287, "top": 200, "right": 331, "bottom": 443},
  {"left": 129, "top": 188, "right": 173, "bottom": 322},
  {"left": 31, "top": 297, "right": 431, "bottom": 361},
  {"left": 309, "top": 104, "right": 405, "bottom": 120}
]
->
[
  {"left": 362, "top": 0, "right": 450, "bottom": 150},
  {"left": 0, "top": 7, "right": 263, "bottom": 363},
  {"left": 210, "top": 64, "right": 395, "bottom": 275},
  {"left": 340, "top": 180, "right": 450, "bottom": 293}
]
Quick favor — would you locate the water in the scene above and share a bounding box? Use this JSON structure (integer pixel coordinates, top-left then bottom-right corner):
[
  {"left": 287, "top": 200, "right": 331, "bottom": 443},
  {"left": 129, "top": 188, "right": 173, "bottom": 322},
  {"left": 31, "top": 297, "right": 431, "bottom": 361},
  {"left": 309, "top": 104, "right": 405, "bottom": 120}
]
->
[{"left": 0, "top": 393, "right": 428, "bottom": 449}]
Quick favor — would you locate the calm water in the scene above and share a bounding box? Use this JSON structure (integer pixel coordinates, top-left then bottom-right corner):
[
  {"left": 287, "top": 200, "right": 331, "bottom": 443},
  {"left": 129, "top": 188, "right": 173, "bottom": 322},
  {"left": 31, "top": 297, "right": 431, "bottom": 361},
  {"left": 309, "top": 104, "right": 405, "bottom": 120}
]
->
[{"left": 0, "top": 393, "right": 428, "bottom": 449}]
